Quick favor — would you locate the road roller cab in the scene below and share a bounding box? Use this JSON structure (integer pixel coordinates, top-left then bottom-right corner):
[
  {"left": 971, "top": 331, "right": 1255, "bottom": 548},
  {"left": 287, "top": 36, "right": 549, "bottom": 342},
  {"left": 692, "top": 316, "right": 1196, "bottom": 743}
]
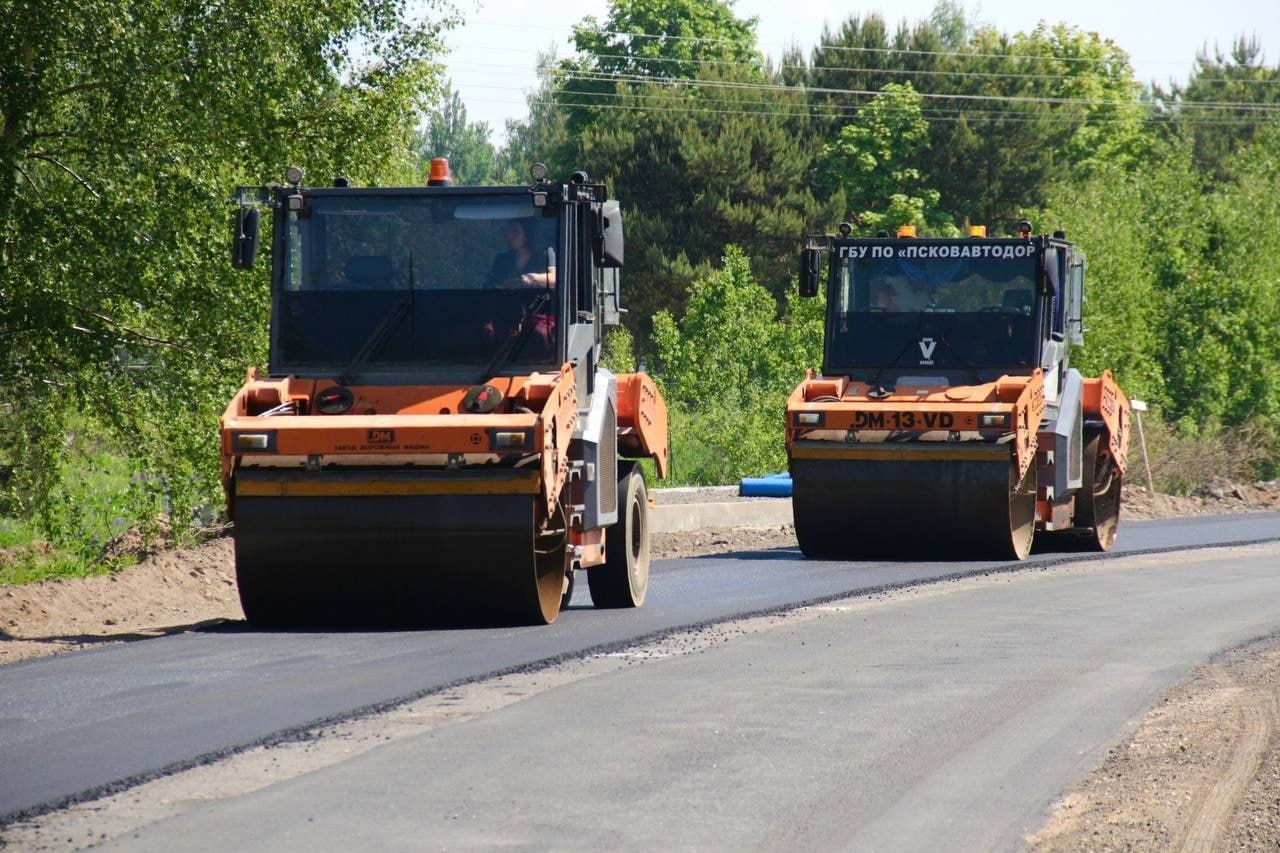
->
[
  {"left": 788, "top": 224, "right": 1130, "bottom": 560},
  {"left": 220, "top": 162, "right": 668, "bottom": 626}
]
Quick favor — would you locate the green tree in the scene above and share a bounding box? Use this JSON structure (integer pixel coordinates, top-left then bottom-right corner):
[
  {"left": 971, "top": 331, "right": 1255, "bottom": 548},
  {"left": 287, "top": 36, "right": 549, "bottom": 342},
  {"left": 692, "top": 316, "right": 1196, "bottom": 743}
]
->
[
  {"left": 415, "top": 82, "right": 498, "bottom": 185},
  {"left": 1042, "top": 125, "right": 1280, "bottom": 438},
  {"left": 0, "top": 0, "right": 452, "bottom": 555},
  {"left": 537, "top": 0, "right": 840, "bottom": 346},
  {"left": 1162, "top": 37, "right": 1280, "bottom": 175},
  {"left": 799, "top": 6, "right": 1151, "bottom": 227},
  {"left": 652, "top": 246, "right": 822, "bottom": 483},
  {"left": 818, "top": 83, "right": 954, "bottom": 235},
  {"left": 576, "top": 63, "right": 842, "bottom": 341},
  {"left": 560, "top": 0, "right": 764, "bottom": 136}
]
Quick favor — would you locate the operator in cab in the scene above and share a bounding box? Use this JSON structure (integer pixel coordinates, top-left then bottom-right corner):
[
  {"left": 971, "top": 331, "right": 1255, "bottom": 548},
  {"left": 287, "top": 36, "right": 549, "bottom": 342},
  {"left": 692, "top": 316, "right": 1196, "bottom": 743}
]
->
[{"left": 490, "top": 220, "right": 556, "bottom": 288}]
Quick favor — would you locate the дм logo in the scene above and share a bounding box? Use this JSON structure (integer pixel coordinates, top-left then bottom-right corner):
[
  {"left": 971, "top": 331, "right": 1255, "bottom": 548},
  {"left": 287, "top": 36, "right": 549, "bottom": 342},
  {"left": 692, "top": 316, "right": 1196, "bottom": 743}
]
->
[{"left": 367, "top": 429, "right": 396, "bottom": 445}]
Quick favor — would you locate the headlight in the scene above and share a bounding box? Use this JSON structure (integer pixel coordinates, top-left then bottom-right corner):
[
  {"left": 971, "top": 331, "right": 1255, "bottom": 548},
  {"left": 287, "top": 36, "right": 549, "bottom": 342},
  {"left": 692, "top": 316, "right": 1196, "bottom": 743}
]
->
[
  {"left": 490, "top": 430, "right": 533, "bottom": 451},
  {"left": 233, "top": 432, "right": 276, "bottom": 452},
  {"left": 980, "top": 413, "right": 1010, "bottom": 429},
  {"left": 794, "top": 412, "right": 824, "bottom": 427}
]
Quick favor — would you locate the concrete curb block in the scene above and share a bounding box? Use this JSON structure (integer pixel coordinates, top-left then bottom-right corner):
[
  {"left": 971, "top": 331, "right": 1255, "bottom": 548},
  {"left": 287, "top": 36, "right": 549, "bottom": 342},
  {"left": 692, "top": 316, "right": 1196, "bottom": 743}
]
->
[{"left": 650, "top": 500, "right": 794, "bottom": 533}]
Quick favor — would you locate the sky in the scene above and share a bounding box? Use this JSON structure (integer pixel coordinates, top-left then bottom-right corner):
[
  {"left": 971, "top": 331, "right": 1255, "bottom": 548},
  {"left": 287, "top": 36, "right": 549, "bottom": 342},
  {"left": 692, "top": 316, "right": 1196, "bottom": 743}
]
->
[{"left": 441, "top": 0, "right": 1280, "bottom": 143}]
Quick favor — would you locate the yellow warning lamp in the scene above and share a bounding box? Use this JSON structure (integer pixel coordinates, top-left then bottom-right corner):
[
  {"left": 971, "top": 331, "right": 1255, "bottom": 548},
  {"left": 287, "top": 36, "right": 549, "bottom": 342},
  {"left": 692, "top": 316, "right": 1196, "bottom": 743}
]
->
[
  {"left": 969, "top": 225, "right": 987, "bottom": 238},
  {"left": 427, "top": 157, "right": 453, "bottom": 187},
  {"left": 896, "top": 224, "right": 917, "bottom": 238}
]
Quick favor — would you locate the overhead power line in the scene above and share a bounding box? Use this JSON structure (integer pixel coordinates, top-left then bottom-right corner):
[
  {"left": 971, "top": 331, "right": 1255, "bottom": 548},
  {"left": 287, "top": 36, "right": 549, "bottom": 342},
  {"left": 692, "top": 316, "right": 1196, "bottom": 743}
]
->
[
  {"left": 450, "top": 48, "right": 1280, "bottom": 90},
  {"left": 549, "top": 68, "right": 1280, "bottom": 113},
  {"left": 459, "top": 86, "right": 1273, "bottom": 128},
  {"left": 444, "top": 56, "right": 1280, "bottom": 112}
]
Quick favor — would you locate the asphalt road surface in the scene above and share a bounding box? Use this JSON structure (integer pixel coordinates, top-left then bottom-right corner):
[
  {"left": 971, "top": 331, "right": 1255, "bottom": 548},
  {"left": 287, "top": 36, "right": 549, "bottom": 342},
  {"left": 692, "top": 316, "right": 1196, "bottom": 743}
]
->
[{"left": 2, "top": 513, "right": 1280, "bottom": 841}]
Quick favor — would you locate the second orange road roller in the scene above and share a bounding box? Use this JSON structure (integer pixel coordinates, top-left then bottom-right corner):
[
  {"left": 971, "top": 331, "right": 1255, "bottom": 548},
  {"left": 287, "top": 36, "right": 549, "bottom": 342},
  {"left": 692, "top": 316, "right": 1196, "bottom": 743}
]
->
[
  {"left": 220, "top": 161, "right": 667, "bottom": 626},
  {"left": 788, "top": 223, "right": 1130, "bottom": 560}
]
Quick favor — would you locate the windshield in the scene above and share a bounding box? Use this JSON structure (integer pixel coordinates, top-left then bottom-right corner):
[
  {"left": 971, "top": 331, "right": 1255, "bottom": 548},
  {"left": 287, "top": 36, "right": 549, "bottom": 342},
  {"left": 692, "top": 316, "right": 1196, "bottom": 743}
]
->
[
  {"left": 826, "top": 244, "right": 1038, "bottom": 373},
  {"left": 274, "top": 193, "right": 561, "bottom": 377}
]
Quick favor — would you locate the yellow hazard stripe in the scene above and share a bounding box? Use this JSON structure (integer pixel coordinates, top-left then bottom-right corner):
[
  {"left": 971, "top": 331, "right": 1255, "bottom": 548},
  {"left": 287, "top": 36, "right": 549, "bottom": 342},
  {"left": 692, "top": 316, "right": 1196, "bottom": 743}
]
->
[
  {"left": 236, "top": 474, "right": 540, "bottom": 498},
  {"left": 789, "top": 444, "right": 1011, "bottom": 462}
]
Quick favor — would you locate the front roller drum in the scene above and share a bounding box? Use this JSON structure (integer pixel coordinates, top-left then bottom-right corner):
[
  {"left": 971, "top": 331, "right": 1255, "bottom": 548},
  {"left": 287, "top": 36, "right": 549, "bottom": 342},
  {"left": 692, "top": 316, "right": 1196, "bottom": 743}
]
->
[
  {"left": 233, "top": 492, "right": 566, "bottom": 628},
  {"left": 791, "top": 448, "right": 1036, "bottom": 561}
]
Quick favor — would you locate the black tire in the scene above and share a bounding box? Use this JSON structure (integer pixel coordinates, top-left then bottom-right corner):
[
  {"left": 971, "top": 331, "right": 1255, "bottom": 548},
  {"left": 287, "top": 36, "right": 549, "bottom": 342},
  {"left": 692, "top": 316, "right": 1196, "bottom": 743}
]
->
[
  {"left": 589, "top": 463, "right": 649, "bottom": 608},
  {"left": 559, "top": 569, "right": 575, "bottom": 612},
  {"left": 1075, "top": 432, "right": 1122, "bottom": 551}
]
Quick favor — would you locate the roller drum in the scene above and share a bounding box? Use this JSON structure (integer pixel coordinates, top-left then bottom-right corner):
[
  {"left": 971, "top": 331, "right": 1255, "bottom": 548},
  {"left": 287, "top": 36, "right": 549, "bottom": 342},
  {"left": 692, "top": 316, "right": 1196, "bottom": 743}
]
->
[
  {"left": 233, "top": 476, "right": 564, "bottom": 627},
  {"left": 791, "top": 443, "right": 1036, "bottom": 561}
]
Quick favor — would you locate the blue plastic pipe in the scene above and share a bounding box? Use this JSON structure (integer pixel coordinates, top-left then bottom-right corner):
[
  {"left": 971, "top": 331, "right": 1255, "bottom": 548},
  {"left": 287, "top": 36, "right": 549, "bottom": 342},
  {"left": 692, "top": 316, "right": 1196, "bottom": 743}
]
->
[{"left": 738, "top": 472, "right": 793, "bottom": 497}]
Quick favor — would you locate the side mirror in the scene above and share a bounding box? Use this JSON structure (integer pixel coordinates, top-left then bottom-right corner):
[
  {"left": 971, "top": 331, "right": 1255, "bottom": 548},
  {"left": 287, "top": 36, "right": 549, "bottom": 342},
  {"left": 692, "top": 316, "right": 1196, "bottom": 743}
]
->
[
  {"left": 597, "top": 199, "right": 624, "bottom": 268},
  {"left": 232, "top": 206, "right": 260, "bottom": 270},
  {"left": 798, "top": 248, "right": 821, "bottom": 298}
]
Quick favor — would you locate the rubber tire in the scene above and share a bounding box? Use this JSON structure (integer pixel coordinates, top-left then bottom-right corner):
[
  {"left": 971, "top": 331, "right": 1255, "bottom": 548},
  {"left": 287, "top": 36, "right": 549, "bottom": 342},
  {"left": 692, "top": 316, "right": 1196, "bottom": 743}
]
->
[
  {"left": 589, "top": 463, "right": 650, "bottom": 608},
  {"left": 1075, "top": 432, "right": 1122, "bottom": 552},
  {"left": 560, "top": 569, "right": 575, "bottom": 612}
]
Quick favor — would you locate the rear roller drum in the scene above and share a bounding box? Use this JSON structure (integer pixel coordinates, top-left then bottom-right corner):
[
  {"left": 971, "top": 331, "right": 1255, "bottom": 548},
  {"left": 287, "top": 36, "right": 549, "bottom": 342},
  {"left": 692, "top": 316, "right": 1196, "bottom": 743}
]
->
[{"left": 589, "top": 462, "right": 650, "bottom": 608}]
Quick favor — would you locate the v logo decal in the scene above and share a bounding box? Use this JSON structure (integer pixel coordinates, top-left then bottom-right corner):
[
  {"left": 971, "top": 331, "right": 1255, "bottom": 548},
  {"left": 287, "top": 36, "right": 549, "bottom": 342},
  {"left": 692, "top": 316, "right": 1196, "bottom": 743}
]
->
[{"left": 919, "top": 338, "right": 937, "bottom": 361}]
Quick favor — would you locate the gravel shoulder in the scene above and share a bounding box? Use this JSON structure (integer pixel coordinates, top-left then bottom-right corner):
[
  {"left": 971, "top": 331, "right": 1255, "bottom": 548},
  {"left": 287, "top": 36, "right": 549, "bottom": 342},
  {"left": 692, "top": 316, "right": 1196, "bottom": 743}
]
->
[{"left": 1029, "top": 632, "right": 1280, "bottom": 851}]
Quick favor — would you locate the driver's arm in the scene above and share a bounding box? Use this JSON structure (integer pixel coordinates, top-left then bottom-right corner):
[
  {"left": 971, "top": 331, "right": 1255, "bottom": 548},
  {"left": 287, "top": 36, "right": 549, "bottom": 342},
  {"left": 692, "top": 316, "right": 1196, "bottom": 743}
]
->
[
  {"left": 520, "top": 246, "right": 557, "bottom": 287},
  {"left": 520, "top": 268, "right": 556, "bottom": 287}
]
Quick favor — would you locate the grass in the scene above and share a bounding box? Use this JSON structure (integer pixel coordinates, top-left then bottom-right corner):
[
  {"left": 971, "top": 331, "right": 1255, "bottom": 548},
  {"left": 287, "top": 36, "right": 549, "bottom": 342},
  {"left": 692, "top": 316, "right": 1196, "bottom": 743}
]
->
[
  {"left": 1, "top": 420, "right": 162, "bottom": 586},
  {"left": 0, "top": 518, "right": 103, "bottom": 585},
  {"left": 1136, "top": 415, "right": 1278, "bottom": 496}
]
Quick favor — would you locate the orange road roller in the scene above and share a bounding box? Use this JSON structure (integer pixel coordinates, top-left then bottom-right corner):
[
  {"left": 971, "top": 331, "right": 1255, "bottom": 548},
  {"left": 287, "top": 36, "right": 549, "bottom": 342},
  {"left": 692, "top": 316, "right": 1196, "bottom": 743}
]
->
[
  {"left": 221, "top": 162, "right": 667, "bottom": 626},
  {"left": 789, "top": 223, "right": 1129, "bottom": 560}
]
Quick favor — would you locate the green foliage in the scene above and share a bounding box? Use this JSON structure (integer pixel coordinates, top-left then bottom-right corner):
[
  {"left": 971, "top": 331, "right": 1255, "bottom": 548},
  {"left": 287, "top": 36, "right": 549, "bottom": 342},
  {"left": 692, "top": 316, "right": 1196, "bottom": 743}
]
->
[
  {"left": 1042, "top": 123, "right": 1280, "bottom": 441},
  {"left": 0, "top": 0, "right": 453, "bottom": 570},
  {"left": 818, "top": 83, "right": 955, "bottom": 235},
  {"left": 803, "top": 9, "right": 1152, "bottom": 226},
  {"left": 1161, "top": 126, "right": 1280, "bottom": 427},
  {"left": 415, "top": 83, "right": 498, "bottom": 185},
  {"left": 502, "top": 0, "right": 843, "bottom": 351},
  {"left": 651, "top": 247, "right": 821, "bottom": 484},
  {"left": 0, "top": 413, "right": 155, "bottom": 584},
  {"left": 1161, "top": 37, "right": 1280, "bottom": 176},
  {"left": 600, "top": 325, "right": 638, "bottom": 374},
  {"left": 571, "top": 0, "right": 761, "bottom": 78},
  {"left": 561, "top": 0, "right": 764, "bottom": 136}
]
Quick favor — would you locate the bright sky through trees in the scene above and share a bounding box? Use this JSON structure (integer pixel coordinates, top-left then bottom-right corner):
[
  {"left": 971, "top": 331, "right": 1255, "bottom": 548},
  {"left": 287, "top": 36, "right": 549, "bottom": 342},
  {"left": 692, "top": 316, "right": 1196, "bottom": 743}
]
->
[{"left": 443, "top": 0, "right": 1280, "bottom": 141}]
